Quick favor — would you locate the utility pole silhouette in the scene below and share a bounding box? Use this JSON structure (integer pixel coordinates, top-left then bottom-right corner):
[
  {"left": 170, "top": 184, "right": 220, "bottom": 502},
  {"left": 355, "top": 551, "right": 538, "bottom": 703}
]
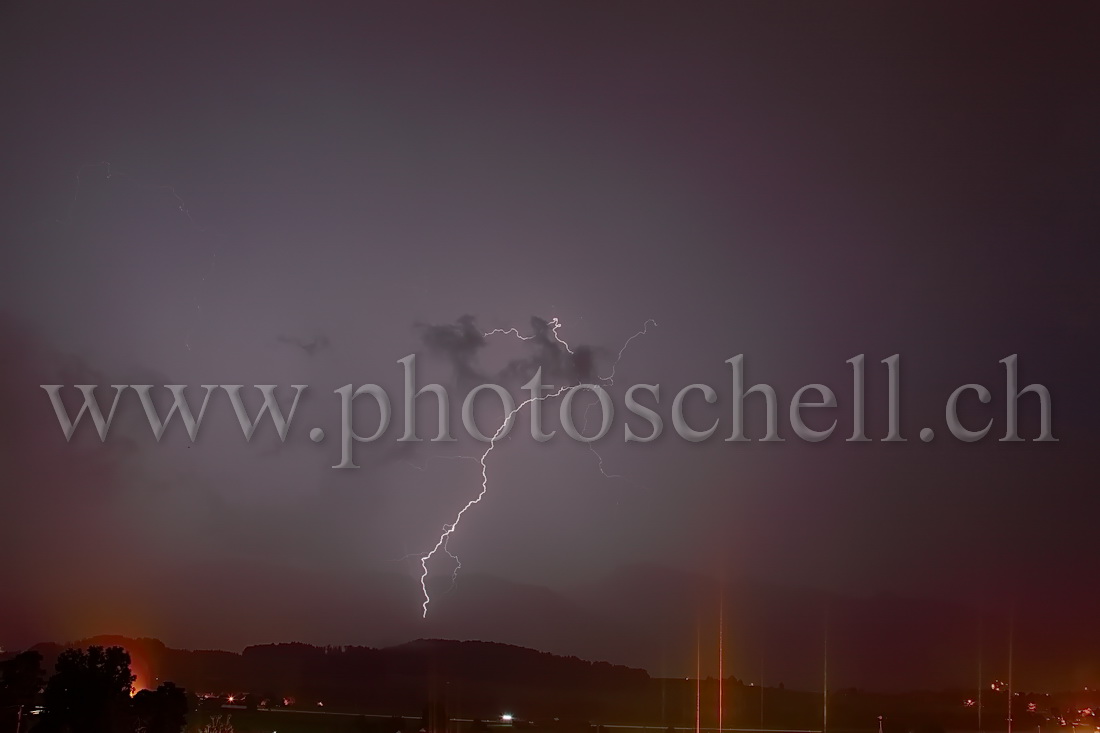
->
[
  {"left": 1007, "top": 612, "right": 1015, "bottom": 733},
  {"left": 978, "top": 613, "right": 984, "bottom": 733},
  {"left": 823, "top": 608, "right": 830, "bottom": 733}
]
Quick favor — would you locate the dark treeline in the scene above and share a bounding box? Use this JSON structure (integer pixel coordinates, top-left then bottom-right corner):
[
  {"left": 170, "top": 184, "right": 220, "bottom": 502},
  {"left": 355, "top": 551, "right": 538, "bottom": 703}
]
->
[
  {"left": 5, "top": 638, "right": 1097, "bottom": 733},
  {"left": 0, "top": 646, "right": 186, "bottom": 733},
  {"left": 16, "top": 637, "right": 647, "bottom": 716}
]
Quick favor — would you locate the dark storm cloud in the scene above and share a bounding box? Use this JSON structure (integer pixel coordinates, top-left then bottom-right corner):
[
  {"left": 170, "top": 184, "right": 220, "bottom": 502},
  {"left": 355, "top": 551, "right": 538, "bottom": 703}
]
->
[
  {"left": 419, "top": 315, "right": 597, "bottom": 389},
  {"left": 498, "top": 316, "right": 597, "bottom": 385},
  {"left": 416, "top": 315, "right": 489, "bottom": 388}
]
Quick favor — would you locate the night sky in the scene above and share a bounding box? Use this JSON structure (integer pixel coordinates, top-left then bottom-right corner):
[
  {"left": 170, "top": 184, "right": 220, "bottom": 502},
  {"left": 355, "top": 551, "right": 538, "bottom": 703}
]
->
[{"left": 1, "top": 2, "right": 1098, "bottom": 691}]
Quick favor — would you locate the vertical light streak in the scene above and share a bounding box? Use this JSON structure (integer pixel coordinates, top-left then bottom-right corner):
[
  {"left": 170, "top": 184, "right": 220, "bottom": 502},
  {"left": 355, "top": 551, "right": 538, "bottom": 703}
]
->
[{"left": 718, "top": 591, "right": 724, "bottom": 733}]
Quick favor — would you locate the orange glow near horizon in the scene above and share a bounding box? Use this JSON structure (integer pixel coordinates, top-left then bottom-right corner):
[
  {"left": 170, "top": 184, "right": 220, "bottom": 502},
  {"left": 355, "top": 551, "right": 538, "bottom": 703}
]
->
[{"left": 127, "top": 649, "right": 151, "bottom": 697}]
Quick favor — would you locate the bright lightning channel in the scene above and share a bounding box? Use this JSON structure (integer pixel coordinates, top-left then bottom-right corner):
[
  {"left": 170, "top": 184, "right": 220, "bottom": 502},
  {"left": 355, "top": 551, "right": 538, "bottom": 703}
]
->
[
  {"left": 415, "top": 317, "right": 656, "bottom": 617},
  {"left": 416, "top": 381, "right": 573, "bottom": 617},
  {"left": 584, "top": 318, "right": 658, "bottom": 477}
]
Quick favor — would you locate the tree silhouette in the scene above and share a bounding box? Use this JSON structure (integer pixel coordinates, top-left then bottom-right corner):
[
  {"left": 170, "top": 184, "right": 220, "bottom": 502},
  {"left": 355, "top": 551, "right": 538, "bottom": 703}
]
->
[
  {"left": 1, "top": 650, "right": 44, "bottom": 733},
  {"left": 38, "top": 646, "right": 135, "bottom": 733},
  {"left": 131, "top": 684, "right": 187, "bottom": 733}
]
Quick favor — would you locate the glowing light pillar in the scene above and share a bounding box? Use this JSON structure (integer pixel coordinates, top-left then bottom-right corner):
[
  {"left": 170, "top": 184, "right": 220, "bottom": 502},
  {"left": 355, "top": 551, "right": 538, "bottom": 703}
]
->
[
  {"left": 823, "top": 611, "right": 829, "bottom": 733},
  {"left": 718, "top": 592, "right": 724, "bottom": 733},
  {"left": 696, "top": 623, "right": 702, "bottom": 733}
]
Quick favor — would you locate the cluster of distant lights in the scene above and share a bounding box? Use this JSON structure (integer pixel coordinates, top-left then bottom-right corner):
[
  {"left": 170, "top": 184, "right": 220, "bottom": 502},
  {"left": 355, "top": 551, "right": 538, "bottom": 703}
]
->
[
  {"left": 220, "top": 691, "right": 519, "bottom": 717},
  {"left": 963, "top": 692, "right": 1100, "bottom": 730},
  {"left": 214, "top": 680, "right": 1100, "bottom": 731},
  {"left": 211, "top": 683, "right": 1100, "bottom": 733},
  {"left": 226, "top": 695, "right": 298, "bottom": 705}
]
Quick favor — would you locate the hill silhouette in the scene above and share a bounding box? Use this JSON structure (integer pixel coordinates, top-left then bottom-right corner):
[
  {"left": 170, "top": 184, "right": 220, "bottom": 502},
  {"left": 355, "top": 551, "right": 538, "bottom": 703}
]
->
[{"left": 6, "top": 563, "right": 1097, "bottom": 693}]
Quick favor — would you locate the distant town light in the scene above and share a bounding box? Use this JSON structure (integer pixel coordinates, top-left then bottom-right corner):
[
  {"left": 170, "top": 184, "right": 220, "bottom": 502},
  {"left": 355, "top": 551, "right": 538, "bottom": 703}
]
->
[{"left": 501, "top": 714, "right": 513, "bottom": 722}]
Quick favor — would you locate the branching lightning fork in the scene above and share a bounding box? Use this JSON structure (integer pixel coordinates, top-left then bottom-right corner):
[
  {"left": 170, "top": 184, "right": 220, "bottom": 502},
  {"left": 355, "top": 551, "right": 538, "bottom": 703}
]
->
[{"left": 414, "top": 317, "right": 656, "bottom": 617}]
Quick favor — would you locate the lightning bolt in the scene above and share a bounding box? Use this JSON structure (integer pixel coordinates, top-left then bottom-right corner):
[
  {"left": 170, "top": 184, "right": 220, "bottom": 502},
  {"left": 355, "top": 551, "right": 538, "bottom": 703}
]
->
[
  {"left": 416, "top": 381, "right": 573, "bottom": 617},
  {"left": 481, "top": 316, "right": 574, "bottom": 353},
  {"left": 598, "top": 318, "right": 658, "bottom": 386},
  {"left": 584, "top": 318, "right": 659, "bottom": 477},
  {"left": 442, "top": 536, "right": 462, "bottom": 593},
  {"left": 414, "top": 317, "right": 656, "bottom": 617}
]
